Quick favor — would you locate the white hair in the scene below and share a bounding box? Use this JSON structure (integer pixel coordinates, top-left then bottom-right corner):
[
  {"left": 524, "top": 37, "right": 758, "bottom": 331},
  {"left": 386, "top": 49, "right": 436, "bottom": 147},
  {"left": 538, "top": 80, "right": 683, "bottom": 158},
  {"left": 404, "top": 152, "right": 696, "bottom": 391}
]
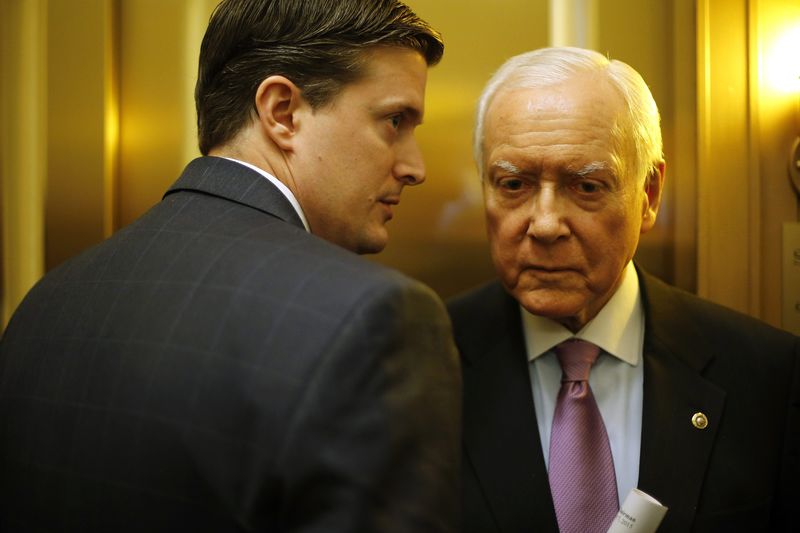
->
[{"left": 474, "top": 47, "right": 663, "bottom": 185}]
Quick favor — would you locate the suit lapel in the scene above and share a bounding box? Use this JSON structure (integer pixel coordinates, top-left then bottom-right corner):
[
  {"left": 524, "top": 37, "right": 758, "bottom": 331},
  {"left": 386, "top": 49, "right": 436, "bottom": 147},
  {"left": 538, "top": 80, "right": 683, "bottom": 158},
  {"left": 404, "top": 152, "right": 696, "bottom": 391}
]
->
[
  {"left": 462, "top": 287, "right": 558, "bottom": 532},
  {"left": 165, "top": 156, "right": 305, "bottom": 229},
  {"left": 463, "top": 271, "right": 728, "bottom": 531},
  {"left": 636, "top": 270, "right": 726, "bottom": 532}
]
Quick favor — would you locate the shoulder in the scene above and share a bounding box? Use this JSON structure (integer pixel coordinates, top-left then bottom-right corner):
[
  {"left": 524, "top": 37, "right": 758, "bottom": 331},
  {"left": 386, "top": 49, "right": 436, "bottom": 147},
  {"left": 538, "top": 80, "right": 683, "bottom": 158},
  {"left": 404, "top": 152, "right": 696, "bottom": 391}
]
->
[
  {"left": 155, "top": 181, "right": 435, "bottom": 306},
  {"left": 640, "top": 270, "right": 798, "bottom": 351},
  {"left": 639, "top": 270, "right": 798, "bottom": 385},
  {"left": 446, "top": 280, "right": 519, "bottom": 352},
  {"left": 447, "top": 280, "right": 509, "bottom": 324},
  {"left": 293, "top": 232, "right": 442, "bottom": 306},
  {"left": 229, "top": 229, "right": 453, "bottom": 342}
]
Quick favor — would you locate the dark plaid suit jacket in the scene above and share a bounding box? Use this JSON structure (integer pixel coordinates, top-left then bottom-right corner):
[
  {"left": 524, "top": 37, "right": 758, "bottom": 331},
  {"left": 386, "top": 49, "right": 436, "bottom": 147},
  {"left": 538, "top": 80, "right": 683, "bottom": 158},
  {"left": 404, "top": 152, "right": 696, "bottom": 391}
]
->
[
  {"left": 448, "top": 269, "right": 799, "bottom": 533},
  {"left": 0, "top": 157, "right": 462, "bottom": 532}
]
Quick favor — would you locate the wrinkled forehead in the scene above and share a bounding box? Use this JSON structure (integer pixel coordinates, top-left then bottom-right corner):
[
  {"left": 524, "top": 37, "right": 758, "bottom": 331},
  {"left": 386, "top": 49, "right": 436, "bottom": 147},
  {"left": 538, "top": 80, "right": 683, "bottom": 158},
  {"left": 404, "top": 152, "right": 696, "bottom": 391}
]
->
[
  {"left": 483, "top": 79, "right": 631, "bottom": 164},
  {"left": 486, "top": 73, "right": 626, "bottom": 126}
]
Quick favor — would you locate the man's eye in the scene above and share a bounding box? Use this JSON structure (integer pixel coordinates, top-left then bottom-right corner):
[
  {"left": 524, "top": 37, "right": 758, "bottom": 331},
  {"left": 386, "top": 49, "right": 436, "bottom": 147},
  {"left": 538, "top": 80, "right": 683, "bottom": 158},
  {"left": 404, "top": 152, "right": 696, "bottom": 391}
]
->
[
  {"left": 389, "top": 115, "right": 402, "bottom": 129},
  {"left": 575, "top": 180, "right": 602, "bottom": 194},
  {"left": 499, "top": 178, "right": 525, "bottom": 191}
]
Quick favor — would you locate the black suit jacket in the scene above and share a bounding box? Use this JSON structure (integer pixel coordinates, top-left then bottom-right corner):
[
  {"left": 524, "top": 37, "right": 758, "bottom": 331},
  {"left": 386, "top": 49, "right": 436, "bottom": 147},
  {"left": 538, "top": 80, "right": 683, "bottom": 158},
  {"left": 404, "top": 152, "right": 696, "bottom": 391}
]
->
[
  {"left": 0, "top": 157, "right": 462, "bottom": 532},
  {"left": 448, "top": 269, "right": 799, "bottom": 532}
]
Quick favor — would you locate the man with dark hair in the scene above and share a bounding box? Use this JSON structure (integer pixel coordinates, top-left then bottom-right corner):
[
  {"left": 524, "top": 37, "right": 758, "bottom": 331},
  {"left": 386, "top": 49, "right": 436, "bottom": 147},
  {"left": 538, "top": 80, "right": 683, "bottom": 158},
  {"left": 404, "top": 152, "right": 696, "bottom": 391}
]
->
[{"left": 0, "top": 1, "right": 461, "bottom": 531}]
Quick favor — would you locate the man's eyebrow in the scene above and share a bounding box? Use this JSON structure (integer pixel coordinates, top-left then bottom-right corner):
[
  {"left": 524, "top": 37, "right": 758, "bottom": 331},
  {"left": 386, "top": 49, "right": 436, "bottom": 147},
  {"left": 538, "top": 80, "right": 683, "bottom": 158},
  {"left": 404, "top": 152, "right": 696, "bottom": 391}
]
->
[
  {"left": 492, "top": 160, "right": 524, "bottom": 175},
  {"left": 376, "top": 99, "right": 424, "bottom": 124},
  {"left": 403, "top": 106, "right": 423, "bottom": 125},
  {"left": 385, "top": 100, "right": 423, "bottom": 123},
  {"left": 573, "top": 161, "right": 608, "bottom": 176}
]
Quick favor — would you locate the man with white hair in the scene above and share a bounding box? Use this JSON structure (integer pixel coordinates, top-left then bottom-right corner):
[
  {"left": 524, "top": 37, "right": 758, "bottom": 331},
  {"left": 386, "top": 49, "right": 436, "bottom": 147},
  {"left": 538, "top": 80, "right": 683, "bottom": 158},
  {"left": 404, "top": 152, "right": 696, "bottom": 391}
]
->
[{"left": 449, "top": 47, "right": 799, "bottom": 532}]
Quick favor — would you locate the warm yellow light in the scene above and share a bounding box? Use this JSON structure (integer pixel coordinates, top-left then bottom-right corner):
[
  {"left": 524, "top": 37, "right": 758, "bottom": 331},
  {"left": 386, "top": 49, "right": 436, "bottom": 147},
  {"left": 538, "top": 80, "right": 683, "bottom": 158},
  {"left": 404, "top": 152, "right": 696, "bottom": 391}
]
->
[{"left": 764, "top": 26, "right": 800, "bottom": 94}]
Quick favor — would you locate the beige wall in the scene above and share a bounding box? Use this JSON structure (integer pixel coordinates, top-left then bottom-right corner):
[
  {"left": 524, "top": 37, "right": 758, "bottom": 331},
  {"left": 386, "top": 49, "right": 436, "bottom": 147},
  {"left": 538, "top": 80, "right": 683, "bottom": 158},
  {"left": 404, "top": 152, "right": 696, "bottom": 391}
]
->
[{"left": 1, "top": 0, "right": 798, "bottom": 330}]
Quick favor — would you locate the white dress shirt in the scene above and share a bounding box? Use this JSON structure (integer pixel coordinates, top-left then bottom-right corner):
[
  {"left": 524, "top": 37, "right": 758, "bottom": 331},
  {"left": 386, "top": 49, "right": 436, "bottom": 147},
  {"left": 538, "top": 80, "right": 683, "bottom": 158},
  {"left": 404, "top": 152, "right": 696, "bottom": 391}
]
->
[
  {"left": 223, "top": 157, "right": 310, "bottom": 231},
  {"left": 521, "top": 261, "right": 644, "bottom": 505}
]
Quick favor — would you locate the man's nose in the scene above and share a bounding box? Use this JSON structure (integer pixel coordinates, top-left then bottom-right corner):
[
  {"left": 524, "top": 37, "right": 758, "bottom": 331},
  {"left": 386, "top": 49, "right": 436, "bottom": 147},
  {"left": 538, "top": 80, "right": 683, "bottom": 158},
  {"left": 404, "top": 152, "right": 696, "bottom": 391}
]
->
[
  {"left": 395, "top": 137, "right": 426, "bottom": 186},
  {"left": 526, "top": 187, "right": 570, "bottom": 242}
]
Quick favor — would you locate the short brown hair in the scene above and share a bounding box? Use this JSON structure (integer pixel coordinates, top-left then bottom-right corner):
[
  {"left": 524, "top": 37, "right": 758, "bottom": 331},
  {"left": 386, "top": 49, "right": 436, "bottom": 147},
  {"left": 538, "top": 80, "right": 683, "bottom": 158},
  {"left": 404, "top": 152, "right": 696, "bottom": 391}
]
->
[{"left": 196, "top": 0, "right": 444, "bottom": 155}]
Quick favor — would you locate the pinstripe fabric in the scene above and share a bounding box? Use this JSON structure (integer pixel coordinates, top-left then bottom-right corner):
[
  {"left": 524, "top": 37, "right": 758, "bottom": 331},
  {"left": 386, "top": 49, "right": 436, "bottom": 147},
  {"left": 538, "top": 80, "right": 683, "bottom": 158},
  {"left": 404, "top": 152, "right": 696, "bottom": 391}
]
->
[{"left": 0, "top": 157, "right": 462, "bottom": 532}]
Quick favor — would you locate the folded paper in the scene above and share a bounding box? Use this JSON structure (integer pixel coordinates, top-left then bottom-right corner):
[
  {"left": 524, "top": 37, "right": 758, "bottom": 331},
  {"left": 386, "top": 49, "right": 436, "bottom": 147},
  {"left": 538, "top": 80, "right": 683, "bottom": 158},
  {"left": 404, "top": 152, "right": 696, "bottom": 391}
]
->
[{"left": 607, "top": 488, "right": 668, "bottom": 533}]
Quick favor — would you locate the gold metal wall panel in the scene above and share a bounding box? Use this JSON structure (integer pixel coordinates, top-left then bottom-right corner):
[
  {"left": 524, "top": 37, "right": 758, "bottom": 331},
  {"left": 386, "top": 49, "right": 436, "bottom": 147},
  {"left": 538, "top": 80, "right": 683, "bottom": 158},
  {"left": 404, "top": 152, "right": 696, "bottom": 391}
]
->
[
  {"left": 697, "top": 0, "right": 753, "bottom": 315},
  {"left": 45, "top": 0, "right": 116, "bottom": 271},
  {"left": 117, "top": 0, "right": 188, "bottom": 226},
  {"left": 751, "top": 0, "right": 800, "bottom": 325},
  {"left": 1, "top": 0, "right": 47, "bottom": 327}
]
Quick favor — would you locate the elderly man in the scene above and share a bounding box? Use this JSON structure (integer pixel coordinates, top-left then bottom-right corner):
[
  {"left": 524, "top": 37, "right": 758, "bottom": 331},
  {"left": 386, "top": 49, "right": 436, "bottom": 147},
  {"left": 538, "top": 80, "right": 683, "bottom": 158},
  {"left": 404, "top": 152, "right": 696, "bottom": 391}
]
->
[
  {"left": 449, "top": 47, "right": 799, "bottom": 533},
  {"left": 0, "top": 1, "right": 461, "bottom": 531}
]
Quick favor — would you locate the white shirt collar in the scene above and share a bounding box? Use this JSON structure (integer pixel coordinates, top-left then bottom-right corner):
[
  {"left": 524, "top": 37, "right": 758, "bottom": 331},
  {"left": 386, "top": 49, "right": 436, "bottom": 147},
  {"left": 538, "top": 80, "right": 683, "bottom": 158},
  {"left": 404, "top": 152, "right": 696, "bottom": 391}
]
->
[
  {"left": 521, "top": 261, "right": 644, "bottom": 366},
  {"left": 223, "top": 157, "right": 310, "bottom": 231}
]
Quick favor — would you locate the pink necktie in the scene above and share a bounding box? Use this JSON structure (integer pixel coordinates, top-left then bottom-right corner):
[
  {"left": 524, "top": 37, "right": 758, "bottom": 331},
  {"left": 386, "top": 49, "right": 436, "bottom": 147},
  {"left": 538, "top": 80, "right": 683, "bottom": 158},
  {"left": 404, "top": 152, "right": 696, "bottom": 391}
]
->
[{"left": 548, "top": 339, "right": 619, "bottom": 533}]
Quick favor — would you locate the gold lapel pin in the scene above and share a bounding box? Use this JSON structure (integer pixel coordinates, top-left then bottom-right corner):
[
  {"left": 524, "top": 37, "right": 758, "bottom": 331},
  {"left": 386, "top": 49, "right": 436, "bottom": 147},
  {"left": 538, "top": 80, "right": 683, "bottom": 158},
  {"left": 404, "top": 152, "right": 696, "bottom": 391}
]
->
[{"left": 691, "top": 412, "right": 709, "bottom": 430}]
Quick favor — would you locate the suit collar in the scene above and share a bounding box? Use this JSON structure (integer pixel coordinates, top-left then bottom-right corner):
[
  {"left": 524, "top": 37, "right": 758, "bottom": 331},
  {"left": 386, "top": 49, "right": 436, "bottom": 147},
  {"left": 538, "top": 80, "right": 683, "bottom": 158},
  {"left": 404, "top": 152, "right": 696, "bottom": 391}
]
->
[
  {"left": 459, "top": 283, "right": 559, "bottom": 532},
  {"left": 636, "top": 267, "right": 726, "bottom": 532},
  {"left": 637, "top": 266, "right": 716, "bottom": 372},
  {"left": 164, "top": 156, "right": 305, "bottom": 230}
]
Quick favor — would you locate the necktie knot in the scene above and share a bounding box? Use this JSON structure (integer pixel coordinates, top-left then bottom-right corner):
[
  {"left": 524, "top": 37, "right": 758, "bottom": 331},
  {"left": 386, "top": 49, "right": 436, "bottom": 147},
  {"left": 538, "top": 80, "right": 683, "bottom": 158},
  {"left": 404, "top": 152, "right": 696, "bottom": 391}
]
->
[{"left": 555, "top": 339, "right": 600, "bottom": 382}]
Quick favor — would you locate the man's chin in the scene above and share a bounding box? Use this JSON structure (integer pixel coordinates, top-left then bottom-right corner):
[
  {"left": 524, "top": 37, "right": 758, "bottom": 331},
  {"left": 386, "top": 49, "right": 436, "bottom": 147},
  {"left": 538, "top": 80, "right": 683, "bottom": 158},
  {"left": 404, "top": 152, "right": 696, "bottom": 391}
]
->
[
  {"left": 353, "top": 231, "right": 389, "bottom": 255},
  {"left": 356, "top": 245, "right": 386, "bottom": 255},
  {"left": 512, "top": 287, "right": 588, "bottom": 326}
]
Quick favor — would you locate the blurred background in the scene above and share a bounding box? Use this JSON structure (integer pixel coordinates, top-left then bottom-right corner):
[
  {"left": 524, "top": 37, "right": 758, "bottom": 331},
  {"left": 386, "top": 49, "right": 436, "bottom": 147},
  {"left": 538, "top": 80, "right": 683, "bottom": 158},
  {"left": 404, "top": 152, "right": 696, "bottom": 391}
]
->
[{"left": 1, "top": 0, "right": 799, "bottom": 333}]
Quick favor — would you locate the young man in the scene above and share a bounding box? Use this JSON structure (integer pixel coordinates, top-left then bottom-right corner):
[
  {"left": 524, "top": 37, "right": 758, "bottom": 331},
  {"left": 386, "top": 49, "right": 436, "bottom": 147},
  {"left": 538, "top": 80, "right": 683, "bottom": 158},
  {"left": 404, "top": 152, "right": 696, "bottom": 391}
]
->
[{"left": 0, "top": 1, "right": 461, "bottom": 531}]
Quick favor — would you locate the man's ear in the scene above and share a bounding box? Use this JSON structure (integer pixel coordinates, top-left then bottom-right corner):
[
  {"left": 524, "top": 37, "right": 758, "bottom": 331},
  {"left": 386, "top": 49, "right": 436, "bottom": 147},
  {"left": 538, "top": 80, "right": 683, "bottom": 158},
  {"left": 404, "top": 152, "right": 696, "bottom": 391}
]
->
[
  {"left": 641, "top": 160, "right": 665, "bottom": 234},
  {"left": 254, "top": 75, "right": 304, "bottom": 151}
]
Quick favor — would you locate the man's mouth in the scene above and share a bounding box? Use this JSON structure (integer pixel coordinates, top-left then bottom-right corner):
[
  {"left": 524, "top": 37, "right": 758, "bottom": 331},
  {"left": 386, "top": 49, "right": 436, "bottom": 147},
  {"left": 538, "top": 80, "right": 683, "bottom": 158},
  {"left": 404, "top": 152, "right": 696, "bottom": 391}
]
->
[
  {"left": 379, "top": 197, "right": 400, "bottom": 219},
  {"left": 526, "top": 265, "right": 579, "bottom": 274}
]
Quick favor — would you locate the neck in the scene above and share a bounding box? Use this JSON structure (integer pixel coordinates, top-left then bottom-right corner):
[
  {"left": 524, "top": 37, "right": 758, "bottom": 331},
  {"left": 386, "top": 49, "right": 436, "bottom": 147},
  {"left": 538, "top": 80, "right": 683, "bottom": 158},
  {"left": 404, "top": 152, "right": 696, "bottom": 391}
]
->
[{"left": 209, "top": 134, "right": 296, "bottom": 196}]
